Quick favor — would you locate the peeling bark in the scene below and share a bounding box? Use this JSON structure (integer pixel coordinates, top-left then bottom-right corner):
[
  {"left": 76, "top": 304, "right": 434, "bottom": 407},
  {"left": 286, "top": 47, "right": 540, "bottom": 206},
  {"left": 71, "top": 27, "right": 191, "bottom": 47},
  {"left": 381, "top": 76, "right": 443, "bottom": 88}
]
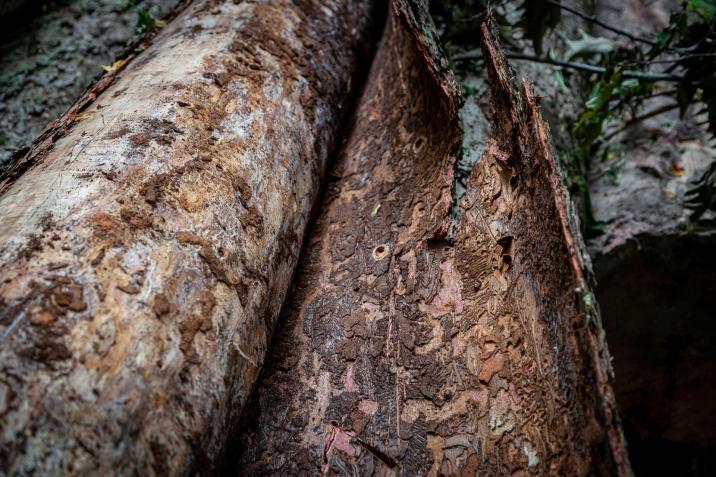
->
[
  {"left": 236, "top": 5, "right": 629, "bottom": 476},
  {"left": 0, "top": 0, "right": 378, "bottom": 474}
]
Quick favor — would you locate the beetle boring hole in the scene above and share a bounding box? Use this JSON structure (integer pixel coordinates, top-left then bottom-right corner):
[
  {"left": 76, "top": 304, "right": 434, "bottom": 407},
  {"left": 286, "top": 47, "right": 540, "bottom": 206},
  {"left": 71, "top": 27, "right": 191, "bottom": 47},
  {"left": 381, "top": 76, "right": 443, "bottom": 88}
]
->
[{"left": 372, "top": 244, "right": 389, "bottom": 261}]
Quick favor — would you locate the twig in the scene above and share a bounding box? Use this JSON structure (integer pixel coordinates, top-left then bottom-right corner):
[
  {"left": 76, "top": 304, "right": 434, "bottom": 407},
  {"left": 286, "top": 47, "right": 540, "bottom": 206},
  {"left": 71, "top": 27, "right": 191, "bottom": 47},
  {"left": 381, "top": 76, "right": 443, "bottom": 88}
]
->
[
  {"left": 695, "top": 106, "right": 709, "bottom": 116},
  {"left": 633, "top": 52, "right": 716, "bottom": 64},
  {"left": 641, "top": 89, "right": 678, "bottom": 100},
  {"left": 673, "top": 20, "right": 716, "bottom": 55},
  {"left": 455, "top": 0, "right": 509, "bottom": 23},
  {"left": 603, "top": 103, "right": 680, "bottom": 140},
  {"left": 546, "top": 0, "right": 710, "bottom": 56},
  {"left": 608, "top": 90, "right": 676, "bottom": 115},
  {"left": 452, "top": 50, "right": 685, "bottom": 82},
  {"left": 544, "top": 0, "right": 657, "bottom": 47}
]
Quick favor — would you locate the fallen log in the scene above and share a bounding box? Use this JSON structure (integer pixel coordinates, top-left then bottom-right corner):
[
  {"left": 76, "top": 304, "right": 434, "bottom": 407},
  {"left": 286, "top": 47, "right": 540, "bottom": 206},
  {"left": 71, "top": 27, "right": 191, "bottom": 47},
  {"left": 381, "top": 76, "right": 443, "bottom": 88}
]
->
[
  {"left": 0, "top": 0, "right": 378, "bottom": 474},
  {"left": 236, "top": 3, "right": 631, "bottom": 475}
]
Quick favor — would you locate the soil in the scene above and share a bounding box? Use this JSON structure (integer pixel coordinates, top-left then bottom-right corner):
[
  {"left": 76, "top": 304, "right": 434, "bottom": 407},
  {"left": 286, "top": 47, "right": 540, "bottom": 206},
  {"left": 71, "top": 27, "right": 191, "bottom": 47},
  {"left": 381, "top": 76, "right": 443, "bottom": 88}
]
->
[{"left": 0, "top": 0, "right": 180, "bottom": 165}]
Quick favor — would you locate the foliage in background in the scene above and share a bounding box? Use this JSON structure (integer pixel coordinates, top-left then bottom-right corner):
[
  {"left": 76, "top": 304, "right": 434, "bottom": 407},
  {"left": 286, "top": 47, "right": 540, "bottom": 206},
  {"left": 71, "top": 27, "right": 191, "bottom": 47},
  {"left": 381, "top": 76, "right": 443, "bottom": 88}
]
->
[
  {"left": 656, "top": 0, "right": 716, "bottom": 135},
  {"left": 431, "top": 0, "right": 503, "bottom": 54},
  {"left": 433, "top": 0, "right": 716, "bottom": 231},
  {"left": 571, "top": 0, "right": 716, "bottom": 226},
  {"left": 127, "top": 0, "right": 166, "bottom": 33}
]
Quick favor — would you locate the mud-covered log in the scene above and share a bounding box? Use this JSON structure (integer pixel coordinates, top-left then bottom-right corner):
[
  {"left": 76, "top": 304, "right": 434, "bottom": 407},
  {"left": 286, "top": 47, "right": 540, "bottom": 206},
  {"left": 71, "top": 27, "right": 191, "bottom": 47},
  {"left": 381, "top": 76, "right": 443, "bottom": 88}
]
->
[
  {"left": 0, "top": 0, "right": 377, "bottom": 474},
  {"left": 236, "top": 4, "right": 630, "bottom": 475}
]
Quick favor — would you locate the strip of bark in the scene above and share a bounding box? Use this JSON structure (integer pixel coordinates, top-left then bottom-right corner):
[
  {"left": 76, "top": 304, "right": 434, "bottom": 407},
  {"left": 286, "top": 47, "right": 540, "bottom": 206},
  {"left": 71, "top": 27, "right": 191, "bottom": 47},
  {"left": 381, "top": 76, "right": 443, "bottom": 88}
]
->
[
  {"left": 0, "top": 0, "right": 378, "bottom": 474},
  {"left": 236, "top": 5, "right": 630, "bottom": 476}
]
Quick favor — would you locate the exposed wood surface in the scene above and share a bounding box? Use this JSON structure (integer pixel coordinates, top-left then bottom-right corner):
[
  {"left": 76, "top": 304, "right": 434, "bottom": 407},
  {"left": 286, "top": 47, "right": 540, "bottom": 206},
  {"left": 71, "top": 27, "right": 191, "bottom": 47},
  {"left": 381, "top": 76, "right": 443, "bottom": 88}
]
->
[
  {"left": 236, "top": 5, "right": 630, "bottom": 476},
  {"left": 0, "top": 0, "right": 377, "bottom": 474}
]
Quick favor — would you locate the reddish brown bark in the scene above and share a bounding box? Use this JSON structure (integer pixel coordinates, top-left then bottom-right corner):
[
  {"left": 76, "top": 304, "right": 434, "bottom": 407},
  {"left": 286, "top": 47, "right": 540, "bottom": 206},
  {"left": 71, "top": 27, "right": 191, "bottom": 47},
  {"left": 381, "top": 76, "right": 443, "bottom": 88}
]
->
[
  {"left": 236, "top": 4, "right": 630, "bottom": 476},
  {"left": 0, "top": 0, "right": 377, "bottom": 475}
]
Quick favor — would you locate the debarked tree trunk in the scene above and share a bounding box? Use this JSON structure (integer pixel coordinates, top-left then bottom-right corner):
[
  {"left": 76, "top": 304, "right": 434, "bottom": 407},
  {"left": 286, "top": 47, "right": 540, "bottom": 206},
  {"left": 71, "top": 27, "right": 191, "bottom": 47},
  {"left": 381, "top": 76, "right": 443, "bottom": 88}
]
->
[
  {"left": 0, "top": 0, "right": 378, "bottom": 474},
  {"left": 236, "top": 3, "right": 631, "bottom": 475}
]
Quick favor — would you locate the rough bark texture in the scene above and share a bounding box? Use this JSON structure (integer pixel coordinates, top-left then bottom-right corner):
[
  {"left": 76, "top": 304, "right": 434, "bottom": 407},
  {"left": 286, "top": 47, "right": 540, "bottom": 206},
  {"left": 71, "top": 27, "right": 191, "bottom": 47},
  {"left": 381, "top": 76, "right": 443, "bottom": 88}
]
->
[
  {"left": 236, "top": 5, "right": 629, "bottom": 476},
  {"left": 0, "top": 0, "right": 377, "bottom": 474},
  {"left": 453, "top": 1, "right": 716, "bottom": 474}
]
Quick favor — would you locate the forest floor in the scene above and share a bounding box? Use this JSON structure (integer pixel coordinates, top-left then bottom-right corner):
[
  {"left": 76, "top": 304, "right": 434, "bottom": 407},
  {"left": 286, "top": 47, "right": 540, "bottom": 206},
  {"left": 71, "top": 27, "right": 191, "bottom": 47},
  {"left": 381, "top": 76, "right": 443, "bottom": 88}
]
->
[{"left": 0, "top": 0, "right": 180, "bottom": 164}]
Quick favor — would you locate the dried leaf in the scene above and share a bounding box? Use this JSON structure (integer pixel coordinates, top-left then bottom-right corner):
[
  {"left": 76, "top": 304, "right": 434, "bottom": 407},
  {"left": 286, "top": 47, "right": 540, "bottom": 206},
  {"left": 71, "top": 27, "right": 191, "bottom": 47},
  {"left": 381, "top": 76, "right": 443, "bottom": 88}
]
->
[
  {"left": 565, "top": 30, "right": 616, "bottom": 61},
  {"left": 101, "top": 59, "right": 128, "bottom": 74},
  {"left": 74, "top": 111, "right": 95, "bottom": 122}
]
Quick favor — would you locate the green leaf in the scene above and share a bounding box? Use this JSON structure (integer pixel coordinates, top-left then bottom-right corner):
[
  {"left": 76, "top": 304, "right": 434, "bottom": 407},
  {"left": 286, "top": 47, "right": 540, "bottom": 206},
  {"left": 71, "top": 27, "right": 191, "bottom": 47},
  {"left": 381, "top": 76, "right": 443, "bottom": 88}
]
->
[
  {"left": 686, "top": 161, "right": 716, "bottom": 221},
  {"left": 564, "top": 30, "right": 616, "bottom": 60},
  {"left": 687, "top": 0, "right": 716, "bottom": 21},
  {"left": 548, "top": 49, "right": 569, "bottom": 92},
  {"left": 518, "top": 0, "right": 561, "bottom": 55},
  {"left": 128, "top": 1, "right": 166, "bottom": 33},
  {"left": 463, "top": 83, "right": 481, "bottom": 97},
  {"left": 584, "top": 73, "right": 620, "bottom": 111}
]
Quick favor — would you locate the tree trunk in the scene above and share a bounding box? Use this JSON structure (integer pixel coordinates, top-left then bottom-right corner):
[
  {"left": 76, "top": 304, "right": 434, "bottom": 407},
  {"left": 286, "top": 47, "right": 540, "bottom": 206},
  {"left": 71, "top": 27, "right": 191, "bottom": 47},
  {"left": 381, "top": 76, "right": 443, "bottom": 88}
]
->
[
  {"left": 235, "top": 3, "right": 630, "bottom": 476},
  {"left": 0, "top": 0, "right": 377, "bottom": 474}
]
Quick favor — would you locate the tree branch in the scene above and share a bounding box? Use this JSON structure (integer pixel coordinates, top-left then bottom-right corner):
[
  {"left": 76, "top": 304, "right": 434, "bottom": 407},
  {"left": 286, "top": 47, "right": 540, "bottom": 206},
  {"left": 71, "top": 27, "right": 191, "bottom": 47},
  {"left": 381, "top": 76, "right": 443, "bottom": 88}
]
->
[
  {"left": 451, "top": 50, "right": 686, "bottom": 82},
  {"left": 603, "top": 103, "right": 680, "bottom": 140}
]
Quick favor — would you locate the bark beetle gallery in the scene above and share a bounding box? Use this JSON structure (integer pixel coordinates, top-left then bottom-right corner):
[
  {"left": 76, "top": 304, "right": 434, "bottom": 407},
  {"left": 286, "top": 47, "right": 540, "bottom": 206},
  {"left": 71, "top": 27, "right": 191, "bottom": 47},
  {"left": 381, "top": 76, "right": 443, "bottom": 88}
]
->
[
  {"left": 0, "top": 0, "right": 630, "bottom": 475},
  {"left": 0, "top": 0, "right": 377, "bottom": 474}
]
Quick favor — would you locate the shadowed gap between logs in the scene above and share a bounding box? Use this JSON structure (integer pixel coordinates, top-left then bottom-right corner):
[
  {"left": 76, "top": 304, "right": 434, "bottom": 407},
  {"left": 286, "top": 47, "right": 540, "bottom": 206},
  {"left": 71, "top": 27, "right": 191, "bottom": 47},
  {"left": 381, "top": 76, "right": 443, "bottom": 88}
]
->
[
  {"left": 213, "top": 4, "right": 390, "bottom": 473},
  {"left": 595, "top": 234, "right": 716, "bottom": 477}
]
